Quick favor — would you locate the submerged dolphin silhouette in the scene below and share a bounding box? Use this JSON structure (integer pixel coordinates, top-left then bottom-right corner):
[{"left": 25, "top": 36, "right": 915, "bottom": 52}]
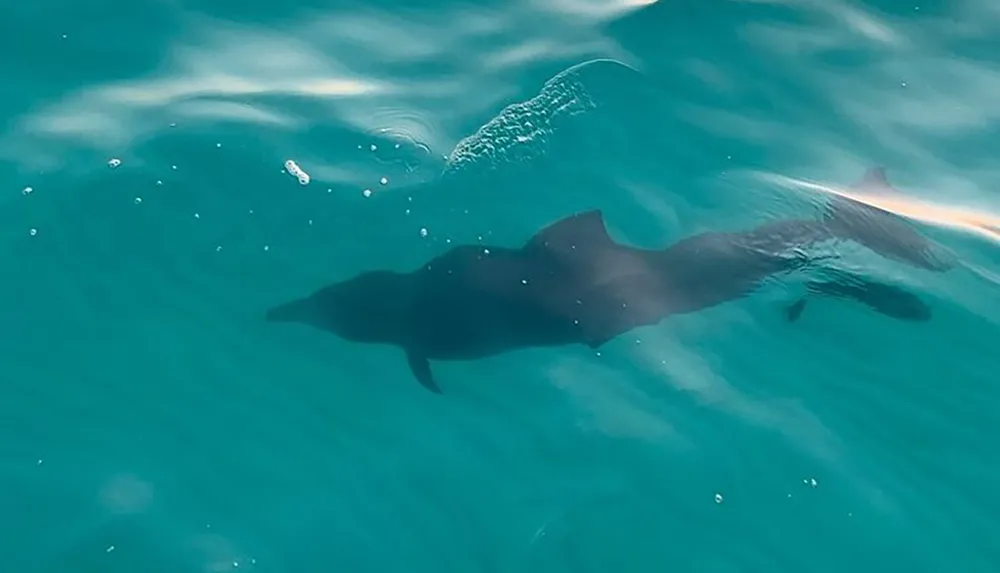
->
[
  {"left": 266, "top": 210, "right": 831, "bottom": 393},
  {"left": 785, "top": 269, "right": 931, "bottom": 322}
]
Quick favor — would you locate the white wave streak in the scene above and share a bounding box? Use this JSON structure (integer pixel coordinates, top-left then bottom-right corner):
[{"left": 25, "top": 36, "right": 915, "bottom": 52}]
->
[
  {"left": 680, "top": 0, "right": 1000, "bottom": 242},
  {"left": 0, "top": 0, "right": 642, "bottom": 174},
  {"left": 755, "top": 171, "right": 1000, "bottom": 244}
]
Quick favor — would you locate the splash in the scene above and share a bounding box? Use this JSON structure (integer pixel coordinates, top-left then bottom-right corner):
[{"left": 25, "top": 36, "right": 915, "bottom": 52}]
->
[
  {"left": 442, "top": 58, "right": 658, "bottom": 179},
  {"left": 0, "top": 2, "right": 637, "bottom": 176}
]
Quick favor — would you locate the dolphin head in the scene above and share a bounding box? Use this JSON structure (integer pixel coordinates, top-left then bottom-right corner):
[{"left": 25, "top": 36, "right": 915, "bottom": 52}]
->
[{"left": 266, "top": 270, "right": 412, "bottom": 344}]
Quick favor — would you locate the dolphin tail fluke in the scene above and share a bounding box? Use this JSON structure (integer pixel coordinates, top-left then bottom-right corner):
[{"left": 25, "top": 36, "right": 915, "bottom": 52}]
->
[
  {"left": 785, "top": 298, "right": 808, "bottom": 322},
  {"left": 406, "top": 351, "right": 442, "bottom": 394}
]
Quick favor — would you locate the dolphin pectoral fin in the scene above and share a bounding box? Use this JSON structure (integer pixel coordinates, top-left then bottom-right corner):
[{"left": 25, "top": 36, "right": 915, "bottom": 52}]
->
[
  {"left": 785, "top": 298, "right": 807, "bottom": 322},
  {"left": 406, "top": 351, "right": 442, "bottom": 394}
]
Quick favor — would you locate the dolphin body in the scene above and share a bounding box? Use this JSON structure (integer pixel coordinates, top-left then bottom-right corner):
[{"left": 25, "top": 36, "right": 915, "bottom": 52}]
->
[
  {"left": 266, "top": 168, "right": 953, "bottom": 393},
  {"left": 265, "top": 210, "right": 832, "bottom": 393},
  {"left": 822, "top": 167, "right": 957, "bottom": 272}
]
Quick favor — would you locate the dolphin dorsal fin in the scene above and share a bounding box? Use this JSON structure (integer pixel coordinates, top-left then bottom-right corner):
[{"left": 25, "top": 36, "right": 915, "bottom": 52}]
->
[
  {"left": 855, "top": 167, "right": 897, "bottom": 194},
  {"left": 525, "top": 209, "right": 615, "bottom": 255}
]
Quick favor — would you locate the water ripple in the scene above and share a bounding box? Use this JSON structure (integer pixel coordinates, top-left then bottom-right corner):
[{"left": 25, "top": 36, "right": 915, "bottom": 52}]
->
[{"left": 3, "top": 0, "right": 1000, "bottom": 571}]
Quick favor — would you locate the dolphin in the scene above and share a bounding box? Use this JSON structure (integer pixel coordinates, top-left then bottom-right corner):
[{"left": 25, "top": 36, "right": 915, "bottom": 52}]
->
[
  {"left": 265, "top": 166, "right": 961, "bottom": 393},
  {"left": 823, "top": 167, "right": 957, "bottom": 272},
  {"left": 266, "top": 210, "right": 831, "bottom": 393},
  {"left": 785, "top": 269, "right": 932, "bottom": 322}
]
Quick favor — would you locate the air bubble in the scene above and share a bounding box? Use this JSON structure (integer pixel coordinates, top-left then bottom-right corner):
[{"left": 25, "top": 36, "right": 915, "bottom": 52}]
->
[{"left": 284, "top": 160, "right": 310, "bottom": 185}]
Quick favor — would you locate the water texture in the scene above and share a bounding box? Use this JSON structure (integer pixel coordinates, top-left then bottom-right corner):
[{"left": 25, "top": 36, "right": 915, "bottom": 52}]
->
[{"left": 2, "top": 0, "right": 999, "bottom": 571}]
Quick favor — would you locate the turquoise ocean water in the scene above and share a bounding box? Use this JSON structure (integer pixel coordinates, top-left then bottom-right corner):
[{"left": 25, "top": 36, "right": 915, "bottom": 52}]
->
[{"left": 2, "top": 0, "right": 999, "bottom": 571}]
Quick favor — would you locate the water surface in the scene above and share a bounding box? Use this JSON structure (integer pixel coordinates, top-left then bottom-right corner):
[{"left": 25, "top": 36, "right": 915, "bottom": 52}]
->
[{"left": 2, "top": 0, "right": 999, "bottom": 571}]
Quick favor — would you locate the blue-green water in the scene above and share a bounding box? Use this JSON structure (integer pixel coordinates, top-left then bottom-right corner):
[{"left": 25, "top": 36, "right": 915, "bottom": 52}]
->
[{"left": 3, "top": 0, "right": 999, "bottom": 571}]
